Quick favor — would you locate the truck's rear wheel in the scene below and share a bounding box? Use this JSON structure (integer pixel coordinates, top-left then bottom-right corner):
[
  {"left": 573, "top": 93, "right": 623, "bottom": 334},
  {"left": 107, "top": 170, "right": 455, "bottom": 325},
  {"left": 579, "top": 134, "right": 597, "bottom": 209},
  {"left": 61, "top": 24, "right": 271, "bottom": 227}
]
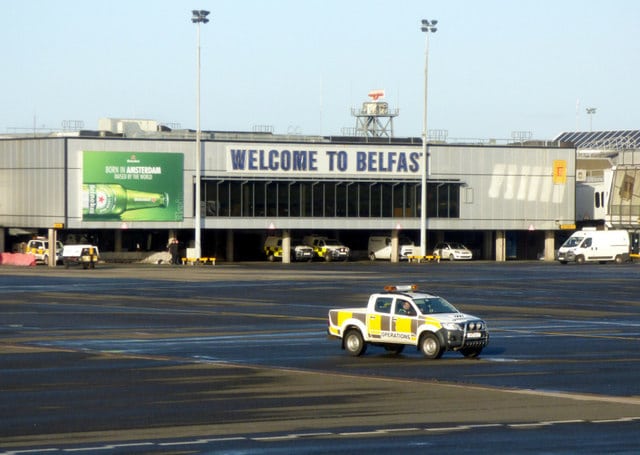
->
[
  {"left": 344, "top": 329, "right": 367, "bottom": 356},
  {"left": 369, "top": 252, "right": 376, "bottom": 261},
  {"left": 420, "top": 333, "right": 444, "bottom": 359}
]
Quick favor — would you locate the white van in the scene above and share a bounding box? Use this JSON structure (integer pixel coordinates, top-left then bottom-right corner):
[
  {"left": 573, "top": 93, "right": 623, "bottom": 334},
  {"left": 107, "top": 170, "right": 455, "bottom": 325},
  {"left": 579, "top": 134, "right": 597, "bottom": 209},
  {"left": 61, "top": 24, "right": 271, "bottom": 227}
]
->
[
  {"left": 557, "top": 230, "right": 630, "bottom": 264},
  {"left": 367, "top": 236, "right": 414, "bottom": 261}
]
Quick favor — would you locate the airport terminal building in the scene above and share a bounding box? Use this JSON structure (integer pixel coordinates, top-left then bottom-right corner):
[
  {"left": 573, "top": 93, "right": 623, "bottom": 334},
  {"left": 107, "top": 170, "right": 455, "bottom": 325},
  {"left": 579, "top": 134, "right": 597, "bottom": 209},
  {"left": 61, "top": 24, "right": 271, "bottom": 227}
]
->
[{"left": 0, "top": 119, "right": 576, "bottom": 261}]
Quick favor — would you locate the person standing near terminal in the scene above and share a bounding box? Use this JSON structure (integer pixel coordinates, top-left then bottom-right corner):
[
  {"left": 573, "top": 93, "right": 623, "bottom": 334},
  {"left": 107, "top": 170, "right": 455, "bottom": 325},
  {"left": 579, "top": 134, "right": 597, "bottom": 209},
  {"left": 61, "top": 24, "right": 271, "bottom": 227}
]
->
[{"left": 168, "top": 238, "right": 180, "bottom": 265}]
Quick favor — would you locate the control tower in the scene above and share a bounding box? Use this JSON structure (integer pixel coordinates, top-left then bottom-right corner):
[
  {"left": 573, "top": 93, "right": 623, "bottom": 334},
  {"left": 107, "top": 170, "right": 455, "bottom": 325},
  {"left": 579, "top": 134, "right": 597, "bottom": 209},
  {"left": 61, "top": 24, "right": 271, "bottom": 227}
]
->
[{"left": 352, "top": 89, "right": 399, "bottom": 138}]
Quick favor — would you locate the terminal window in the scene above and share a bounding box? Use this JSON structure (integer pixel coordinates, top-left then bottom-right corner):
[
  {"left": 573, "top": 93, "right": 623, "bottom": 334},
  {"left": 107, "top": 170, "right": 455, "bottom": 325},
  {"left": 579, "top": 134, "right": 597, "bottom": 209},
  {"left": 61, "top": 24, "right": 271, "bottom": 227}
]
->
[{"left": 203, "top": 179, "right": 460, "bottom": 219}]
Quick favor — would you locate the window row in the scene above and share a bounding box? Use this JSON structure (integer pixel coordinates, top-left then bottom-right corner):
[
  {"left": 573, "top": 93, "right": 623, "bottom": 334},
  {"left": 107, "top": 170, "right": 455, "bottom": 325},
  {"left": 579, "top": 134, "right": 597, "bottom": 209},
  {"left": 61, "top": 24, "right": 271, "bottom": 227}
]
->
[{"left": 202, "top": 180, "right": 460, "bottom": 218}]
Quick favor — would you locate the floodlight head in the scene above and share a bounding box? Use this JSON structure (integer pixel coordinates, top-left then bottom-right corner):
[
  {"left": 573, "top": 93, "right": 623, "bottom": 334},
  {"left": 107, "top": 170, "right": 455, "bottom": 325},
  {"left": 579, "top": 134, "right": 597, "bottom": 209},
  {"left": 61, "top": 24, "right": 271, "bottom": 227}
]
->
[
  {"left": 421, "top": 19, "right": 438, "bottom": 33},
  {"left": 192, "top": 10, "right": 211, "bottom": 23}
]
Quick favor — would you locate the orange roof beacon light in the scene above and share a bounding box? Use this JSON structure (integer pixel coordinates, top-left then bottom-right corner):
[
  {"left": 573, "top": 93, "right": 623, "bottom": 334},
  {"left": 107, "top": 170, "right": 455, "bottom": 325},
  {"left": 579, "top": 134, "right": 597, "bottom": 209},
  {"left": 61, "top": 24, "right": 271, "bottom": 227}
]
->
[{"left": 384, "top": 284, "right": 418, "bottom": 292}]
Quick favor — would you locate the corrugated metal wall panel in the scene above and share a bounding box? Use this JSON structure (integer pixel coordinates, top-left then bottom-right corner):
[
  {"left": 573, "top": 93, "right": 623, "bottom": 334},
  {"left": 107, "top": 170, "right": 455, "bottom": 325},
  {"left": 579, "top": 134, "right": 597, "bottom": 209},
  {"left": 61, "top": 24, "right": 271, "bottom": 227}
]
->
[
  {"left": 430, "top": 145, "right": 575, "bottom": 230},
  {"left": 0, "top": 139, "right": 66, "bottom": 227}
]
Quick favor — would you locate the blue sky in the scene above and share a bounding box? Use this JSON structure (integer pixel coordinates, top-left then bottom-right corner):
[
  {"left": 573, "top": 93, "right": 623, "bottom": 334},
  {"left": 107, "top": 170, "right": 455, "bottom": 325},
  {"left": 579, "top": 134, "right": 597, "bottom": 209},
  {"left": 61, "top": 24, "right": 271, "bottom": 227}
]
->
[{"left": 2, "top": 0, "right": 639, "bottom": 140}]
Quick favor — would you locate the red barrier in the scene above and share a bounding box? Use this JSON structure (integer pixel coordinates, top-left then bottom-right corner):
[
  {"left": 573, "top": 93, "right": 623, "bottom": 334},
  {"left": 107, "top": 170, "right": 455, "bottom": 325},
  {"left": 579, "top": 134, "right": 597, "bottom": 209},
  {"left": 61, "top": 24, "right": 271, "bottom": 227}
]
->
[{"left": 0, "top": 253, "right": 37, "bottom": 266}]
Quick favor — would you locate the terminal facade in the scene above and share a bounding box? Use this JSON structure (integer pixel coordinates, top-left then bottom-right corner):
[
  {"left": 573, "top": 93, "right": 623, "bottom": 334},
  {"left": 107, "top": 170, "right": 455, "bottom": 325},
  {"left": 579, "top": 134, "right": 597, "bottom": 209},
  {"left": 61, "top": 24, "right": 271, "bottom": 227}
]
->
[{"left": 0, "top": 120, "right": 577, "bottom": 262}]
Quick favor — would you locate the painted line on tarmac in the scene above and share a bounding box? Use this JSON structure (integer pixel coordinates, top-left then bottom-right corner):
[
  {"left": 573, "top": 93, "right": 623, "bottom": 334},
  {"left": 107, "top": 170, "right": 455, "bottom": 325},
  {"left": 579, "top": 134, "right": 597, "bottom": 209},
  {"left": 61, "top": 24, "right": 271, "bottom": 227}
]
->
[
  {"left": 158, "top": 437, "right": 246, "bottom": 446},
  {"left": 4, "top": 419, "right": 640, "bottom": 454}
]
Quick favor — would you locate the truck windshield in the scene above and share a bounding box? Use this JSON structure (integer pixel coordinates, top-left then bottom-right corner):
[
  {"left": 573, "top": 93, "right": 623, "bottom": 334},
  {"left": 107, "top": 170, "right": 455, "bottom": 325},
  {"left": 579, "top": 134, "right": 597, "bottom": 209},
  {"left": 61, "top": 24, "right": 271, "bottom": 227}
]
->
[
  {"left": 562, "top": 237, "right": 583, "bottom": 248},
  {"left": 414, "top": 297, "right": 459, "bottom": 314}
]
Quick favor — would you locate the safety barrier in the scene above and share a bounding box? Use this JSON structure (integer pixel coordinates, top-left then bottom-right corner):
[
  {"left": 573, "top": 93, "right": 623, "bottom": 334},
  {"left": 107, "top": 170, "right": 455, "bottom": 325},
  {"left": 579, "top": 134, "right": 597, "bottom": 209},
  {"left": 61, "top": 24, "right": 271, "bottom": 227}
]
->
[
  {"left": 181, "top": 257, "right": 216, "bottom": 266},
  {"left": 407, "top": 254, "right": 440, "bottom": 263}
]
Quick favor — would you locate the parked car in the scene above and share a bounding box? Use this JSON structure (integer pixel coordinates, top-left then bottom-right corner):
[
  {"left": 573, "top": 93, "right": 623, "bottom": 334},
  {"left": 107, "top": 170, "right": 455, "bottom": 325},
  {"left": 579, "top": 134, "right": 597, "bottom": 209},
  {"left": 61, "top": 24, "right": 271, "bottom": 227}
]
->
[
  {"left": 367, "top": 235, "right": 414, "bottom": 261},
  {"left": 433, "top": 242, "right": 473, "bottom": 261}
]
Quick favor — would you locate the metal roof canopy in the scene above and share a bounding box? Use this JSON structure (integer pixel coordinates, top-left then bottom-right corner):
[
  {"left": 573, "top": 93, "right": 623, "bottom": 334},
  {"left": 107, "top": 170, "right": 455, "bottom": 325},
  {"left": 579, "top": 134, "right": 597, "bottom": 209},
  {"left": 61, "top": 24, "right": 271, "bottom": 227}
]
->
[{"left": 554, "top": 130, "right": 640, "bottom": 150}]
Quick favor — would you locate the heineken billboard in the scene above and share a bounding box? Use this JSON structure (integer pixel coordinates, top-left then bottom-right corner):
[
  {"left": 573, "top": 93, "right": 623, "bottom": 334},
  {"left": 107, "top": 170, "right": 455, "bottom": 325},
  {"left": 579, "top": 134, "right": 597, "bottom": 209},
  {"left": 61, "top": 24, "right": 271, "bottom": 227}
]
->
[{"left": 82, "top": 151, "right": 184, "bottom": 221}]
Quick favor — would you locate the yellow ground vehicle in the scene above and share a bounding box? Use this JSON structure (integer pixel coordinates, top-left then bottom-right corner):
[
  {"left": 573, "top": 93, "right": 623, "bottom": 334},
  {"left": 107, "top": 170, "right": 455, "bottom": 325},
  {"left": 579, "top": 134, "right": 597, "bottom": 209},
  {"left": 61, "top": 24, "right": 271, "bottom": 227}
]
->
[
  {"left": 328, "top": 285, "right": 489, "bottom": 359},
  {"left": 26, "top": 238, "right": 64, "bottom": 264}
]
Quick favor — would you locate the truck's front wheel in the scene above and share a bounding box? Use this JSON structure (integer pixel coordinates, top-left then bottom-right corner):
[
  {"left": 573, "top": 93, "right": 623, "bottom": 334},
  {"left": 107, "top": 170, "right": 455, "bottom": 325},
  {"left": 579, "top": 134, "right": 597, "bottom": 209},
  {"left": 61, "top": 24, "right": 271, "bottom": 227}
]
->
[
  {"left": 420, "top": 333, "right": 444, "bottom": 359},
  {"left": 344, "top": 329, "right": 367, "bottom": 356}
]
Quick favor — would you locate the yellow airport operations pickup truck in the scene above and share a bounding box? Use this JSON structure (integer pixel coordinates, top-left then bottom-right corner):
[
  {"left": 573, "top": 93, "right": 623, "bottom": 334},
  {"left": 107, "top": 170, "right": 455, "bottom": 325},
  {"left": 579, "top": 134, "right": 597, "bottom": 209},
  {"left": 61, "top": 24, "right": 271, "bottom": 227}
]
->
[{"left": 327, "top": 285, "right": 489, "bottom": 359}]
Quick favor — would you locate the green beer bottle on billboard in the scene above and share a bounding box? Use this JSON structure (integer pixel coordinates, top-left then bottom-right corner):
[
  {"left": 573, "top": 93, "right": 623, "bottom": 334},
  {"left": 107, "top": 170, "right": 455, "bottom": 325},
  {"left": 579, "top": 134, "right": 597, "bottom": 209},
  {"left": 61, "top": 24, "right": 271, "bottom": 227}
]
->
[{"left": 83, "top": 183, "right": 169, "bottom": 218}]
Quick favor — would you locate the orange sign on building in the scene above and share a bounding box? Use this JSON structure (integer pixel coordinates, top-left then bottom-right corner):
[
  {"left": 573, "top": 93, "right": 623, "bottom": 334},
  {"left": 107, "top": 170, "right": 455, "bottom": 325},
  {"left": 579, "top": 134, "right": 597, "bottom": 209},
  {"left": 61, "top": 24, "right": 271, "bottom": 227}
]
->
[{"left": 553, "top": 160, "right": 567, "bottom": 184}]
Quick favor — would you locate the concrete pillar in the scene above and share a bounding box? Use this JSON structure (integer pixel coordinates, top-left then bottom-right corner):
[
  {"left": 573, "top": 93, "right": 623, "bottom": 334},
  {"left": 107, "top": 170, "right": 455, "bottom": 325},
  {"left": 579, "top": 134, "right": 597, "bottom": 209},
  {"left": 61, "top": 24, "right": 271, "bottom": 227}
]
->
[
  {"left": 495, "top": 230, "right": 506, "bottom": 262},
  {"left": 47, "top": 228, "right": 57, "bottom": 267},
  {"left": 390, "top": 230, "right": 399, "bottom": 263},
  {"left": 226, "top": 230, "right": 234, "bottom": 262},
  {"left": 544, "top": 230, "right": 556, "bottom": 262},
  {"left": 0, "top": 228, "right": 6, "bottom": 253},
  {"left": 483, "top": 231, "right": 493, "bottom": 260},
  {"left": 114, "top": 230, "right": 123, "bottom": 252},
  {"left": 282, "top": 230, "right": 291, "bottom": 264}
]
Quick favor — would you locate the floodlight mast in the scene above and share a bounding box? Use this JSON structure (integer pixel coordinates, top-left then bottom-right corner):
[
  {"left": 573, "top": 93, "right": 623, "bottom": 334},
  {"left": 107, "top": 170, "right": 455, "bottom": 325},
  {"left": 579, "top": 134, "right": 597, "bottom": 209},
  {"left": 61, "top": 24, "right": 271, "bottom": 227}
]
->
[
  {"left": 419, "top": 19, "right": 437, "bottom": 257},
  {"left": 191, "top": 9, "right": 210, "bottom": 260},
  {"left": 586, "top": 107, "right": 597, "bottom": 131}
]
